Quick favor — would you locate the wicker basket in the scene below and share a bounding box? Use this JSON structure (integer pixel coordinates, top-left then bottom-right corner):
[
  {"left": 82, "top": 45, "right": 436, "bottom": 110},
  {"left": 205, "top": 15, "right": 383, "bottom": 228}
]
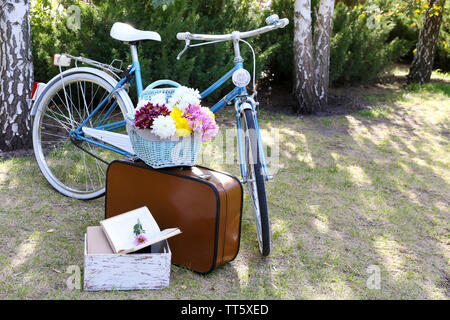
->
[{"left": 126, "top": 80, "right": 202, "bottom": 168}]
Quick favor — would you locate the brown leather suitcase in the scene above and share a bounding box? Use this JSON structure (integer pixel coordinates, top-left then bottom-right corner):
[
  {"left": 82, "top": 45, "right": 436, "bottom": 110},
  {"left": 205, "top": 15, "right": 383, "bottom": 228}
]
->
[{"left": 104, "top": 159, "right": 243, "bottom": 274}]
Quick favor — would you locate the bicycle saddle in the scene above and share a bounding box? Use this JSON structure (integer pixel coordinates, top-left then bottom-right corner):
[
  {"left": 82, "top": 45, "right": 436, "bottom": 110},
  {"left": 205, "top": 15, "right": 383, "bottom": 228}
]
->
[{"left": 110, "top": 22, "right": 161, "bottom": 43}]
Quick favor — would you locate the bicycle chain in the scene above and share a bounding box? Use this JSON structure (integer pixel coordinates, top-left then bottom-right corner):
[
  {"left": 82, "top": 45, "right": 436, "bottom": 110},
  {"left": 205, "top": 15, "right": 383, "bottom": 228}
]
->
[{"left": 71, "top": 139, "right": 109, "bottom": 165}]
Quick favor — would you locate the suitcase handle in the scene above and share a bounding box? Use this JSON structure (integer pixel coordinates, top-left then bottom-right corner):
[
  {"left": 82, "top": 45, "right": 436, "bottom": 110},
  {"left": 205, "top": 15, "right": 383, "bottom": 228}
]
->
[
  {"left": 191, "top": 167, "right": 211, "bottom": 180},
  {"left": 174, "top": 166, "right": 212, "bottom": 180}
]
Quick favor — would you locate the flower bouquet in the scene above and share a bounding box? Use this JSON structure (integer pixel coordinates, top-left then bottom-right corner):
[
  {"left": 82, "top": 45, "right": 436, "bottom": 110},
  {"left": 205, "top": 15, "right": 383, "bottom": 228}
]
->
[{"left": 126, "top": 86, "right": 218, "bottom": 168}]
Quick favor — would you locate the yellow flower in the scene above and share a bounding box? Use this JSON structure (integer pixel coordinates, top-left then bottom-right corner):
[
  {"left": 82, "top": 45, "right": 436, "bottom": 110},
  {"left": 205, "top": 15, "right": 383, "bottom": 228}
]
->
[{"left": 171, "top": 107, "right": 192, "bottom": 137}]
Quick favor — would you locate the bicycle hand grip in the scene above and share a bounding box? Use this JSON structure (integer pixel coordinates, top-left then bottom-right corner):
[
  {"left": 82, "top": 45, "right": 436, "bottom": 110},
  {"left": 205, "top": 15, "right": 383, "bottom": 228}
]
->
[
  {"left": 177, "top": 32, "right": 189, "bottom": 40},
  {"left": 279, "top": 18, "right": 289, "bottom": 28}
]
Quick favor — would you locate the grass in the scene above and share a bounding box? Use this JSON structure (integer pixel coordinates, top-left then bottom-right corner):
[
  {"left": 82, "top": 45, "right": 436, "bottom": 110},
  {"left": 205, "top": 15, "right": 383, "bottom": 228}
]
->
[{"left": 0, "top": 69, "right": 449, "bottom": 300}]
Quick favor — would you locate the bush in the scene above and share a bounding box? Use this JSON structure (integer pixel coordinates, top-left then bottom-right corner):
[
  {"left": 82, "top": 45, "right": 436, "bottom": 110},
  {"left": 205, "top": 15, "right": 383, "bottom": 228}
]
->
[
  {"left": 32, "top": 0, "right": 446, "bottom": 99},
  {"left": 378, "top": 0, "right": 450, "bottom": 72},
  {"left": 257, "top": 0, "right": 409, "bottom": 87},
  {"left": 330, "top": 3, "right": 409, "bottom": 84},
  {"left": 31, "top": 0, "right": 265, "bottom": 103}
]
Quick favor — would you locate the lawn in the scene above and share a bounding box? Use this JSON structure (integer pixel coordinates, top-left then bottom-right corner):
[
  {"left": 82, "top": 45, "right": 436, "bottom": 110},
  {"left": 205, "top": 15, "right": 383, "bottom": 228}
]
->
[{"left": 0, "top": 68, "right": 448, "bottom": 299}]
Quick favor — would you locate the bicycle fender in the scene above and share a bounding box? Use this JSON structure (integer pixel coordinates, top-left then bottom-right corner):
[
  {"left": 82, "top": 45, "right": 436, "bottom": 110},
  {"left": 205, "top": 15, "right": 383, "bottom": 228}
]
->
[{"left": 31, "top": 67, "right": 134, "bottom": 117}]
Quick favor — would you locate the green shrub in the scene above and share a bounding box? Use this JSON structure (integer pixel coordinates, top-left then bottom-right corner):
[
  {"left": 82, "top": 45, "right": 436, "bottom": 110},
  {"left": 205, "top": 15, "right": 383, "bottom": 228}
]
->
[
  {"left": 31, "top": 0, "right": 265, "bottom": 103},
  {"left": 380, "top": 0, "right": 450, "bottom": 72},
  {"left": 257, "top": 0, "right": 409, "bottom": 87},
  {"left": 33, "top": 0, "right": 446, "bottom": 100},
  {"left": 330, "top": 3, "right": 409, "bottom": 84}
]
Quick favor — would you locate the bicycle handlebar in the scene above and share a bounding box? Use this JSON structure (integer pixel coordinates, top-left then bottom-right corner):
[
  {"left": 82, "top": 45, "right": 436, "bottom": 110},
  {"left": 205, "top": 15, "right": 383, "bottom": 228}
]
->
[{"left": 176, "top": 17, "right": 289, "bottom": 42}]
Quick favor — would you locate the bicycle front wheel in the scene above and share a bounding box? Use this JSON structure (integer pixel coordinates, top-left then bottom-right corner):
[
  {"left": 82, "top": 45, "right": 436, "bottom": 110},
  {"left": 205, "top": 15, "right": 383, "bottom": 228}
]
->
[
  {"left": 33, "top": 71, "right": 130, "bottom": 199},
  {"left": 240, "top": 108, "right": 271, "bottom": 256}
]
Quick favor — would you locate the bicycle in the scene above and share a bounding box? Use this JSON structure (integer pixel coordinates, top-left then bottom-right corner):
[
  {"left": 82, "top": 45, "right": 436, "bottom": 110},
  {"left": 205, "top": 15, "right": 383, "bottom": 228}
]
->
[{"left": 31, "top": 14, "right": 289, "bottom": 256}]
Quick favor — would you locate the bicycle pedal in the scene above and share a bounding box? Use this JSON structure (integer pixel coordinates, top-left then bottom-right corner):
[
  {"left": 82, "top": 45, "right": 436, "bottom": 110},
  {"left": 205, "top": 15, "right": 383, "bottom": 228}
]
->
[{"left": 266, "top": 175, "right": 274, "bottom": 181}]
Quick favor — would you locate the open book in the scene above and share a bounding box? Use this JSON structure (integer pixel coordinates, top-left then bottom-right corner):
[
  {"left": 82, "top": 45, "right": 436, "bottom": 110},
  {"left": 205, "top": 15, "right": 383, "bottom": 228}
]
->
[{"left": 100, "top": 206, "right": 181, "bottom": 254}]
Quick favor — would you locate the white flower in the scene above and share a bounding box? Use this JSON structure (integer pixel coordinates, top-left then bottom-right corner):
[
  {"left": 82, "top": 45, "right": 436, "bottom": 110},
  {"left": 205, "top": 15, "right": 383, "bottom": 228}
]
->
[
  {"left": 151, "top": 115, "right": 176, "bottom": 139},
  {"left": 150, "top": 92, "right": 167, "bottom": 106},
  {"left": 167, "top": 86, "right": 201, "bottom": 112}
]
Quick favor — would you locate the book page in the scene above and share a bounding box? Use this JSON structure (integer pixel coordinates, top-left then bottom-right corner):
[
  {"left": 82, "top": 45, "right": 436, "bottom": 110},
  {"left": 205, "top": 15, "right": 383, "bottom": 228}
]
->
[
  {"left": 100, "top": 206, "right": 161, "bottom": 253},
  {"left": 122, "top": 227, "right": 181, "bottom": 254},
  {"left": 145, "top": 228, "right": 181, "bottom": 247}
]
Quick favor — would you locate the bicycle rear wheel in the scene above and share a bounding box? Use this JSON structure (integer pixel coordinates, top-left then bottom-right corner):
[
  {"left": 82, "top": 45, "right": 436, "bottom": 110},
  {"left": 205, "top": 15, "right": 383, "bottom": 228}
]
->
[
  {"left": 240, "top": 108, "right": 271, "bottom": 256},
  {"left": 33, "top": 72, "right": 130, "bottom": 199}
]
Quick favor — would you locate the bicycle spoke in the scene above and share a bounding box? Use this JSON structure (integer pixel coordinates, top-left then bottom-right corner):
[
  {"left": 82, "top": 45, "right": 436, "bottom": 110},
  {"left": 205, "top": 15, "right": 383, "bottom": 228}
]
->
[
  {"left": 86, "top": 141, "right": 105, "bottom": 187},
  {"left": 49, "top": 94, "right": 73, "bottom": 124},
  {"left": 88, "top": 81, "right": 104, "bottom": 114},
  {"left": 67, "top": 82, "right": 84, "bottom": 124},
  {"left": 41, "top": 130, "right": 68, "bottom": 140},
  {"left": 91, "top": 90, "right": 113, "bottom": 127},
  {"left": 60, "top": 86, "right": 84, "bottom": 126},
  {"left": 34, "top": 73, "right": 128, "bottom": 199},
  {"left": 40, "top": 122, "right": 71, "bottom": 132},
  {"left": 43, "top": 111, "right": 73, "bottom": 132},
  {"left": 59, "top": 79, "right": 76, "bottom": 129},
  {"left": 48, "top": 93, "right": 82, "bottom": 129},
  {"left": 81, "top": 151, "right": 89, "bottom": 191},
  {"left": 80, "top": 80, "right": 99, "bottom": 129}
]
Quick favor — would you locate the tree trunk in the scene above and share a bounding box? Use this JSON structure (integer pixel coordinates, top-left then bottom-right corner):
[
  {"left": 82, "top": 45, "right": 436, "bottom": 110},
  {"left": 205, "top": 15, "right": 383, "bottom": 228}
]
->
[
  {"left": 0, "top": 0, "right": 34, "bottom": 152},
  {"left": 293, "top": 0, "right": 335, "bottom": 114},
  {"left": 407, "top": 0, "right": 445, "bottom": 84},
  {"left": 293, "top": 0, "right": 319, "bottom": 113},
  {"left": 313, "top": 0, "right": 335, "bottom": 105}
]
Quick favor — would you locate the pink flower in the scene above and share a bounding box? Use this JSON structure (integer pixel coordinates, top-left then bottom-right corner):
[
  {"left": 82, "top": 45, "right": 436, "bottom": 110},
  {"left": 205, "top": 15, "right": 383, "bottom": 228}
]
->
[
  {"left": 184, "top": 104, "right": 218, "bottom": 142},
  {"left": 133, "top": 234, "right": 147, "bottom": 246},
  {"left": 201, "top": 119, "right": 219, "bottom": 141}
]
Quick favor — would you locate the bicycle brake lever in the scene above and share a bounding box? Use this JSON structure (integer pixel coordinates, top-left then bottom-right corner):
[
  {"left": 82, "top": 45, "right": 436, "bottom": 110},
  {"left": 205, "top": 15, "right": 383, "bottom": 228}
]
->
[{"left": 177, "top": 40, "right": 191, "bottom": 60}]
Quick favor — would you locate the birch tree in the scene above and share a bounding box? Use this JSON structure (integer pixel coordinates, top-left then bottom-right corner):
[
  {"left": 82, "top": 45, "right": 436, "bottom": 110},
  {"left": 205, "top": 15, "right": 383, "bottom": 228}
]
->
[
  {"left": 0, "top": 0, "right": 34, "bottom": 151},
  {"left": 294, "top": 0, "right": 335, "bottom": 113},
  {"left": 407, "top": 0, "right": 446, "bottom": 84}
]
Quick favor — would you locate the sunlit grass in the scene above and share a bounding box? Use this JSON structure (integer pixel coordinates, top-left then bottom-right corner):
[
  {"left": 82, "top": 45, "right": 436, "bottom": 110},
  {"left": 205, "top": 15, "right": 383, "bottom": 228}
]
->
[{"left": 0, "top": 68, "right": 448, "bottom": 299}]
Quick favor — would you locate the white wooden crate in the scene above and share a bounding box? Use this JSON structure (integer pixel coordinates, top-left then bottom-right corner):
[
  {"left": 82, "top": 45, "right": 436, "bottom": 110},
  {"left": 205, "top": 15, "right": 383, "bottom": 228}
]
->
[{"left": 83, "top": 235, "right": 171, "bottom": 291}]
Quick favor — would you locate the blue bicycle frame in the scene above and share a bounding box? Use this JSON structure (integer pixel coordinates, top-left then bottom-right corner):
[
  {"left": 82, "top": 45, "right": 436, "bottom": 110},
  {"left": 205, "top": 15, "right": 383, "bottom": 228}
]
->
[
  {"left": 200, "top": 61, "right": 269, "bottom": 181},
  {"left": 71, "top": 48, "right": 269, "bottom": 181}
]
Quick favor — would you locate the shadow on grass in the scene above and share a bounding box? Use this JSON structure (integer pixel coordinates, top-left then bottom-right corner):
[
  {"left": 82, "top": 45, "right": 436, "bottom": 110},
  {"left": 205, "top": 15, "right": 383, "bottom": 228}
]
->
[
  {"left": 267, "top": 80, "right": 450, "bottom": 298},
  {"left": 0, "top": 77, "right": 448, "bottom": 299}
]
